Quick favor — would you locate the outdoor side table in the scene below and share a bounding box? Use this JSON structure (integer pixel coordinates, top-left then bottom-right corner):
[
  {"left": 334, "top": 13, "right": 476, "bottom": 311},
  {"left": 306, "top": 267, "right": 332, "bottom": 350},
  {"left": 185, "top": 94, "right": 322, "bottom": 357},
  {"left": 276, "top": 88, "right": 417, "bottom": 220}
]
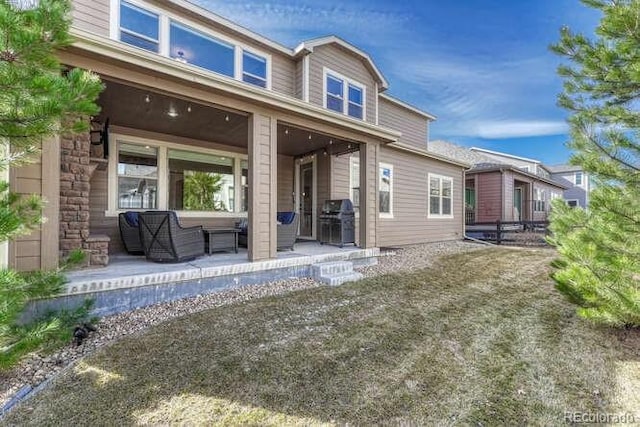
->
[{"left": 203, "top": 228, "right": 240, "bottom": 254}]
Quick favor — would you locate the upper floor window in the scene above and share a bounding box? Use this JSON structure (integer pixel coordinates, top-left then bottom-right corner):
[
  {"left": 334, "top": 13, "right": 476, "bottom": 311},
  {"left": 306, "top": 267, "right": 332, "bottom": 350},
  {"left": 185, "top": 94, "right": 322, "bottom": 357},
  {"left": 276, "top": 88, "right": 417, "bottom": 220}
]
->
[
  {"left": 429, "top": 173, "right": 453, "bottom": 218},
  {"left": 379, "top": 163, "right": 393, "bottom": 217},
  {"left": 242, "top": 51, "right": 267, "bottom": 88},
  {"left": 575, "top": 171, "right": 583, "bottom": 186},
  {"left": 170, "top": 21, "right": 234, "bottom": 77},
  {"left": 119, "top": 1, "right": 159, "bottom": 53},
  {"left": 115, "top": 1, "right": 270, "bottom": 89},
  {"left": 324, "top": 68, "right": 366, "bottom": 120}
]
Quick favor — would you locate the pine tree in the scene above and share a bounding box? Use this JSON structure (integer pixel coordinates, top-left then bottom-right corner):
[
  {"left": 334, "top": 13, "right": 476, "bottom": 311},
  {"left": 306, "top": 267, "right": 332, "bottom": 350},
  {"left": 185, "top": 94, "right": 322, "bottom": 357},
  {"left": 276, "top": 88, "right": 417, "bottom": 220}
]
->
[
  {"left": 549, "top": 0, "right": 640, "bottom": 327},
  {"left": 0, "top": 0, "right": 103, "bottom": 366}
]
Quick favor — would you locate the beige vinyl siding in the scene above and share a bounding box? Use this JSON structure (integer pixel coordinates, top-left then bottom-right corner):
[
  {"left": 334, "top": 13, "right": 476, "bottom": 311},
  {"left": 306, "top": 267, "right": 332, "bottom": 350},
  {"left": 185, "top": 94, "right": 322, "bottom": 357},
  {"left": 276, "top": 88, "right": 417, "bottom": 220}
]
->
[
  {"left": 271, "top": 54, "right": 296, "bottom": 97},
  {"left": 376, "top": 146, "right": 463, "bottom": 245},
  {"left": 308, "top": 44, "right": 377, "bottom": 124},
  {"left": 475, "top": 172, "right": 502, "bottom": 223},
  {"left": 330, "top": 146, "right": 463, "bottom": 246},
  {"left": 9, "top": 158, "right": 43, "bottom": 271},
  {"left": 294, "top": 59, "right": 303, "bottom": 99},
  {"left": 277, "top": 155, "right": 294, "bottom": 211},
  {"left": 71, "top": 0, "right": 110, "bottom": 37},
  {"left": 330, "top": 154, "right": 351, "bottom": 200},
  {"left": 378, "top": 98, "right": 428, "bottom": 150}
]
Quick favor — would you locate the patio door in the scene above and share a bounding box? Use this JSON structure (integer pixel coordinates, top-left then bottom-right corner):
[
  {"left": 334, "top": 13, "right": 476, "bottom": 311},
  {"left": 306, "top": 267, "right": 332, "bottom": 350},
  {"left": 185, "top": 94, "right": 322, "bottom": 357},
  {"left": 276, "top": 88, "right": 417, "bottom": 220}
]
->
[
  {"left": 513, "top": 188, "right": 523, "bottom": 221},
  {"left": 294, "top": 155, "right": 317, "bottom": 239}
]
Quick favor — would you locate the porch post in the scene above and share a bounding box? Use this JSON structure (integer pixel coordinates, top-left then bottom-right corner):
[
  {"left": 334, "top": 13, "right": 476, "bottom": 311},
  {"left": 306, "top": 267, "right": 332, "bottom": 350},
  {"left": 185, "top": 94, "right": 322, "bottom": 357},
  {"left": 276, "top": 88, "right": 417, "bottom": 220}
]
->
[
  {"left": 248, "top": 112, "right": 277, "bottom": 261},
  {"left": 41, "top": 135, "right": 60, "bottom": 269},
  {"left": 359, "top": 141, "right": 378, "bottom": 248}
]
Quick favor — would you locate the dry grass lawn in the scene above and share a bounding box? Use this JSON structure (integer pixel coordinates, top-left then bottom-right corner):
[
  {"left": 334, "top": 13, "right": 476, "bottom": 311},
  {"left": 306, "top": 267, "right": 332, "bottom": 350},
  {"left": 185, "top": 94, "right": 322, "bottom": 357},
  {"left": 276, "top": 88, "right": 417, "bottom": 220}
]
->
[{"left": 3, "top": 248, "right": 640, "bottom": 426}]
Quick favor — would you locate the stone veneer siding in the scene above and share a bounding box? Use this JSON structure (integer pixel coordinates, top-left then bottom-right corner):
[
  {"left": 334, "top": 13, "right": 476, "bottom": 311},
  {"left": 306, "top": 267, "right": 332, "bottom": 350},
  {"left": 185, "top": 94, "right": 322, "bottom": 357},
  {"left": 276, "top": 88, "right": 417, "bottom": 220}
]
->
[{"left": 59, "top": 131, "right": 109, "bottom": 266}]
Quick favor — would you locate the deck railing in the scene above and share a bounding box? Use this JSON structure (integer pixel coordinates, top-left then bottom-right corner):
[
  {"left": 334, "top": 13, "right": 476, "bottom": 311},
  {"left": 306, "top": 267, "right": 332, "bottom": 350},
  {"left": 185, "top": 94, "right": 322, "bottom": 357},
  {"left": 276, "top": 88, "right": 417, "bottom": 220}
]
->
[{"left": 465, "top": 220, "right": 550, "bottom": 245}]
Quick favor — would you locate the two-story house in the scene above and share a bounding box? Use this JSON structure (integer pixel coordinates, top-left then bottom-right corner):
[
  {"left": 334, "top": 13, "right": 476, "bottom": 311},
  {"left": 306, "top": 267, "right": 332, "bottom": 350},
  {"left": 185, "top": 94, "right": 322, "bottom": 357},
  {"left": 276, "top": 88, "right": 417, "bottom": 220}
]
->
[
  {"left": 8, "top": 0, "right": 468, "bottom": 271},
  {"left": 547, "top": 165, "right": 591, "bottom": 208}
]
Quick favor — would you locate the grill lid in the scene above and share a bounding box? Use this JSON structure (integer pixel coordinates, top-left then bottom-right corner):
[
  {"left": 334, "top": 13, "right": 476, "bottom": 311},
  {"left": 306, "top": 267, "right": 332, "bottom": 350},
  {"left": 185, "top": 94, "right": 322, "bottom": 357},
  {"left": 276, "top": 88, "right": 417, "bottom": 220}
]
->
[{"left": 321, "top": 199, "right": 354, "bottom": 215}]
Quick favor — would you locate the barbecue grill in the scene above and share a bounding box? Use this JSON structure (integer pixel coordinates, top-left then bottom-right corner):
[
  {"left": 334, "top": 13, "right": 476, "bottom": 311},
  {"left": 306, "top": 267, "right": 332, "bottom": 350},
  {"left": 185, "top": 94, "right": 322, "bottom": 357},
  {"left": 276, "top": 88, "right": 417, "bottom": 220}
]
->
[{"left": 319, "top": 199, "right": 355, "bottom": 247}]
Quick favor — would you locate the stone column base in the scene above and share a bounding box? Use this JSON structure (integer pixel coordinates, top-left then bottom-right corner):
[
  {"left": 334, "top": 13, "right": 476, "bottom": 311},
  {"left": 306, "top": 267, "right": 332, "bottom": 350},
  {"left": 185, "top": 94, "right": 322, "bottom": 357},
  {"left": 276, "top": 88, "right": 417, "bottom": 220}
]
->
[{"left": 83, "top": 234, "right": 110, "bottom": 267}]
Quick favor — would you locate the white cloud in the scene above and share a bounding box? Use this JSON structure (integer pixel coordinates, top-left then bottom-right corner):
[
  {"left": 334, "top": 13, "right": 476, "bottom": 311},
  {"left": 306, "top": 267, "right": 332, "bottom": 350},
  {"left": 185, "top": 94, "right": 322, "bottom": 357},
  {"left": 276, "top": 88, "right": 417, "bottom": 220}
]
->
[
  {"left": 467, "top": 120, "right": 569, "bottom": 139},
  {"left": 190, "top": 0, "right": 411, "bottom": 46}
]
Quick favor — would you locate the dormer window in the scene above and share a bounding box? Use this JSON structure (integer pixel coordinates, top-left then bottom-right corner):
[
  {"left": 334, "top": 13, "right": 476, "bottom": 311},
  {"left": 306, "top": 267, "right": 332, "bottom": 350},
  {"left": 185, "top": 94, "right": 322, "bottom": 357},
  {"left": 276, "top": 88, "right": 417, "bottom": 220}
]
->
[
  {"left": 323, "top": 68, "right": 366, "bottom": 120},
  {"left": 119, "top": 1, "right": 159, "bottom": 53}
]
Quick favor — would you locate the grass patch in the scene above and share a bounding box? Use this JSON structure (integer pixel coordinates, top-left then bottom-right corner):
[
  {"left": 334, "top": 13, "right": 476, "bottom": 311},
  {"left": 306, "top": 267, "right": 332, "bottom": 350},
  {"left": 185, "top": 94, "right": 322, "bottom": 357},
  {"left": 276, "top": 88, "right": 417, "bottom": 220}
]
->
[{"left": 4, "top": 248, "right": 640, "bottom": 425}]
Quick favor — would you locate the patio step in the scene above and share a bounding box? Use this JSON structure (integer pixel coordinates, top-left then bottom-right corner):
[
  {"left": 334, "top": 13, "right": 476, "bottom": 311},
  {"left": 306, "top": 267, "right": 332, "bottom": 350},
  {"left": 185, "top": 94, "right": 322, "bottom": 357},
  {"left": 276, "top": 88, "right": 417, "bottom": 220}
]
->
[{"left": 312, "top": 261, "right": 363, "bottom": 286}]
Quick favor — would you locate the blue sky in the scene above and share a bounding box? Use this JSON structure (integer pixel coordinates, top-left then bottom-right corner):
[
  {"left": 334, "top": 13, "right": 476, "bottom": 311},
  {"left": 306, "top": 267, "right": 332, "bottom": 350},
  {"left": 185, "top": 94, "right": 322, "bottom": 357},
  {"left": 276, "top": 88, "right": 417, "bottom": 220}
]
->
[{"left": 192, "top": 0, "right": 600, "bottom": 165}]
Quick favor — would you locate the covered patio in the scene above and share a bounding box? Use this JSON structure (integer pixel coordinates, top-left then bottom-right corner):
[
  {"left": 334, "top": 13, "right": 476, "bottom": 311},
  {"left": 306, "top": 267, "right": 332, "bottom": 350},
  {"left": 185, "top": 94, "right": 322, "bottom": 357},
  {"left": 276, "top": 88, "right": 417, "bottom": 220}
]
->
[{"left": 77, "top": 78, "right": 377, "bottom": 266}]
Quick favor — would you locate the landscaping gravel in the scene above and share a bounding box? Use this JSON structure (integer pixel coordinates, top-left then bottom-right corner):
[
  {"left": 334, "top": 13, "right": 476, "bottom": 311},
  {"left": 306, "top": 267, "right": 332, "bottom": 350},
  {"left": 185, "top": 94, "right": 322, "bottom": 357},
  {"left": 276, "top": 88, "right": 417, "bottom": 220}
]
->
[{"left": 0, "top": 240, "right": 485, "bottom": 412}]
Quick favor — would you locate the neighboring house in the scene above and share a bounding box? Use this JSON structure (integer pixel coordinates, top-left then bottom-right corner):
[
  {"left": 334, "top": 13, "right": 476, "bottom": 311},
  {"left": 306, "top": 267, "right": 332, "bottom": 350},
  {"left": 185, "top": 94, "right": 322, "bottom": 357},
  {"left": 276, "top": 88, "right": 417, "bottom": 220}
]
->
[
  {"left": 547, "top": 164, "right": 591, "bottom": 208},
  {"left": 7, "top": 0, "right": 467, "bottom": 271},
  {"left": 429, "top": 141, "right": 567, "bottom": 223}
]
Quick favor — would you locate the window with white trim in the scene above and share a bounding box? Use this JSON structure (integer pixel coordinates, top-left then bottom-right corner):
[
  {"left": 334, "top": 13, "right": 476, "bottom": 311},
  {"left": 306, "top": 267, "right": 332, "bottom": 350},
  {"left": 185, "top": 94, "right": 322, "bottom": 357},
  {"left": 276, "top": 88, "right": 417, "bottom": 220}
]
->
[
  {"left": 170, "top": 21, "right": 234, "bottom": 77},
  {"left": 242, "top": 50, "right": 267, "bottom": 88},
  {"left": 119, "top": 1, "right": 159, "bottom": 53},
  {"left": 567, "top": 199, "right": 578, "bottom": 208},
  {"left": 112, "top": 137, "right": 248, "bottom": 215},
  {"left": 574, "top": 171, "right": 583, "bottom": 186},
  {"left": 379, "top": 163, "right": 393, "bottom": 217},
  {"left": 117, "top": 143, "right": 158, "bottom": 209},
  {"left": 534, "top": 188, "right": 546, "bottom": 211},
  {"left": 115, "top": 1, "right": 270, "bottom": 89},
  {"left": 168, "top": 149, "right": 235, "bottom": 211},
  {"left": 350, "top": 156, "right": 360, "bottom": 212},
  {"left": 428, "top": 173, "right": 453, "bottom": 218},
  {"left": 324, "top": 68, "right": 366, "bottom": 120}
]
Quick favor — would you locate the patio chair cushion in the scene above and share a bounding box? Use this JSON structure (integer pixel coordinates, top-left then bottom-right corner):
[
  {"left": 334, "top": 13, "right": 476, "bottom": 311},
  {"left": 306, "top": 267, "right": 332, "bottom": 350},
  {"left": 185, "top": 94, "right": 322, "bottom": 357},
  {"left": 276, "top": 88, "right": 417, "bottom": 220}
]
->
[
  {"left": 235, "top": 218, "right": 248, "bottom": 232},
  {"left": 118, "top": 211, "right": 143, "bottom": 255},
  {"left": 277, "top": 211, "right": 295, "bottom": 225},
  {"left": 124, "top": 211, "right": 140, "bottom": 227}
]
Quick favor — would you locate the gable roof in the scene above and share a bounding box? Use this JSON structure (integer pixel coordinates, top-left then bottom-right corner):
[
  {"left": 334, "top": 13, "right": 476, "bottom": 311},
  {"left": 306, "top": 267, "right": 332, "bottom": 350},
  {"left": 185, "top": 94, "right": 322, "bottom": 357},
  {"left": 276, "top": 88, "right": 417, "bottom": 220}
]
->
[
  {"left": 547, "top": 164, "right": 583, "bottom": 173},
  {"left": 379, "top": 93, "right": 436, "bottom": 121},
  {"left": 293, "top": 36, "right": 389, "bottom": 89},
  {"left": 428, "top": 140, "right": 568, "bottom": 189},
  {"left": 429, "top": 140, "right": 499, "bottom": 165},
  {"left": 469, "top": 147, "right": 540, "bottom": 164}
]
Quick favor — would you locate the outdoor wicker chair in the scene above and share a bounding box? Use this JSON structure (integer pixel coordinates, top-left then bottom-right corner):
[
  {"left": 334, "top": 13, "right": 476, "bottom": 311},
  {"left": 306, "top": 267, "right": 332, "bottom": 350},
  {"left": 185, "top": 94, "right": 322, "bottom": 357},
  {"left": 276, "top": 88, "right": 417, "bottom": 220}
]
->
[
  {"left": 235, "top": 212, "right": 299, "bottom": 251},
  {"left": 118, "top": 211, "right": 143, "bottom": 255},
  {"left": 277, "top": 212, "right": 298, "bottom": 251},
  {"left": 138, "top": 211, "right": 204, "bottom": 263}
]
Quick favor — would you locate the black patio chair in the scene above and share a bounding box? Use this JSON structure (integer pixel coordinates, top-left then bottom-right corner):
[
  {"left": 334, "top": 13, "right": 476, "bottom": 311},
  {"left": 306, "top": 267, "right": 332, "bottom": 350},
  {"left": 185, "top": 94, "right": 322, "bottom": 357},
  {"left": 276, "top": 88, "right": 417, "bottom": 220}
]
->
[
  {"left": 138, "top": 211, "right": 204, "bottom": 263},
  {"left": 118, "top": 211, "right": 144, "bottom": 255}
]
